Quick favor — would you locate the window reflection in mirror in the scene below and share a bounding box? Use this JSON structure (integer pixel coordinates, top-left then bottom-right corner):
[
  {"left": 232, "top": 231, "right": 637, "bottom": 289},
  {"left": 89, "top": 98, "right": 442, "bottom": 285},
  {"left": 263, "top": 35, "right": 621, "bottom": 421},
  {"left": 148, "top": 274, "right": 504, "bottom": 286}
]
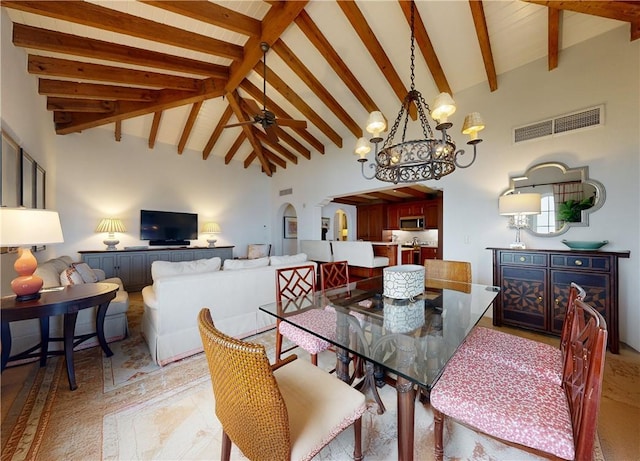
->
[{"left": 502, "top": 162, "right": 605, "bottom": 237}]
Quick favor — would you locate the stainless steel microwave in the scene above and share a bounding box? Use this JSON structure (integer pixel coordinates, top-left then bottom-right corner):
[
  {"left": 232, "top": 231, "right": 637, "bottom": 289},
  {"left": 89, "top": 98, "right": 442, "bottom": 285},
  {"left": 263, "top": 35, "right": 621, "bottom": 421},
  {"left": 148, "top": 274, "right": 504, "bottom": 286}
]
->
[{"left": 399, "top": 216, "right": 424, "bottom": 230}]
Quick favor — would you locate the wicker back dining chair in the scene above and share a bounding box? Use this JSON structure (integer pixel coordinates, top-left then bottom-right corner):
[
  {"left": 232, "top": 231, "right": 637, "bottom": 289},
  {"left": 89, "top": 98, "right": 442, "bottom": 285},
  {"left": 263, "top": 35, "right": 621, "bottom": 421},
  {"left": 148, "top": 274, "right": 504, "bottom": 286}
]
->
[
  {"left": 424, "top": 259, "right": 471, "bottom": 290},
  {"left": 197, "top": 308, "right": 366, "bottom": 461},
  {"left": 275, "top": 264, "right": 336, "bottom": 366}
]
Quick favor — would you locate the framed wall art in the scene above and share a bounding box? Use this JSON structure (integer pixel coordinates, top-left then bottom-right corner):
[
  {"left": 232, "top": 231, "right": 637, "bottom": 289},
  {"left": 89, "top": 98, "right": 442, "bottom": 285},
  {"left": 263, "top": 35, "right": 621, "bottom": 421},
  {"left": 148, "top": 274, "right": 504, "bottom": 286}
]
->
[
  {"left": 1, "top": 130, "right": 20, "bottom": 207},
  {"left": 283, "top": 216, "right": 298, "bottom": 239}
]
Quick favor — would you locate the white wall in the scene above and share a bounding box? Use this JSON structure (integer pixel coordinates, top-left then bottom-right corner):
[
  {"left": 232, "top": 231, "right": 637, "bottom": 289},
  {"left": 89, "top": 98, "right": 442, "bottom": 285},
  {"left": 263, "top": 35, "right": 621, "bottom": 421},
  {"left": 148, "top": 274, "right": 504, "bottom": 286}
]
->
[{"left": 269, "top": 27, "right": 640, "bottom": 351}]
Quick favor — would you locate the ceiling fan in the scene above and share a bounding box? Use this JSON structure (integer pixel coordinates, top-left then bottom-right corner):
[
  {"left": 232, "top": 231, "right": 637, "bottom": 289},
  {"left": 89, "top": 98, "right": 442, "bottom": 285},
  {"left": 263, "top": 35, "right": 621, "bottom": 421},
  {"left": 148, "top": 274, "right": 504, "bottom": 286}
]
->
[{"left": 224, "top": 42, "right": 307, "bottom": 143}]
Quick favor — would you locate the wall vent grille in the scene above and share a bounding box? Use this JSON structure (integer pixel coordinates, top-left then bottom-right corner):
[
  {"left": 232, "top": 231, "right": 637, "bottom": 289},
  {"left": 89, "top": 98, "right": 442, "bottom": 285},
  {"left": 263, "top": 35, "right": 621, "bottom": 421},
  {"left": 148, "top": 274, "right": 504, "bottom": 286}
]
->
[
  {"left": 279, "top": 188, "right": 293, "bottom": 196},
  {"left": 513, "top": 105, "right": 604, "bottom": 143}
]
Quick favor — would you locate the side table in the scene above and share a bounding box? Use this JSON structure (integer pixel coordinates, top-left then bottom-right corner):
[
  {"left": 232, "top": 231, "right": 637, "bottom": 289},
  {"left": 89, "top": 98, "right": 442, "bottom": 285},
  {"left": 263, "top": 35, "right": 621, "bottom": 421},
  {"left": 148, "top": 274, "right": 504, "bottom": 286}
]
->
[{"left": 1, "top": 282, "right": 118, "bottom": 390}]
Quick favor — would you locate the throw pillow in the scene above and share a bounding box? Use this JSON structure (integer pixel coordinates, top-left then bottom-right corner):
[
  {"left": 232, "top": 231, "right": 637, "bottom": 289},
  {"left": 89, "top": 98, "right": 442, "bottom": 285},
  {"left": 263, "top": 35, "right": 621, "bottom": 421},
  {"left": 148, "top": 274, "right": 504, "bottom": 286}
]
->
[
  {"left": 60, "top": 267, "right": 85, "bottom": 286},
  {"left": 151, "top": 257, "right": 222, "bottom": 281},
  {"left": 223, "top": 257, "right": 270, "bottom": 271},
  {"left": 269, "top": 253, "right": 308, "bottom": 266},
  {"left": 72, "top": 262, "right": 99, "bottom": 283}
]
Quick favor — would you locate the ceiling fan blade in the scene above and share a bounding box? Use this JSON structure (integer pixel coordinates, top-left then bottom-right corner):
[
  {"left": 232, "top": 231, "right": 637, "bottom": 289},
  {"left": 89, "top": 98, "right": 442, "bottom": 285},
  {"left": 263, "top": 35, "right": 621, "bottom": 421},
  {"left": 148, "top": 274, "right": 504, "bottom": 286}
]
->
[
  {"left": 276, "top": 118, "right": 307, "bottom": 129},
  {"left": 264, "top": 124, "right": 279, "bottom": 143},
  {"left": 224, "top": 120, "right": 256, "bottom": 128},
  {"left": 243, "top": 98, "right": 262, "bottom": 116}
]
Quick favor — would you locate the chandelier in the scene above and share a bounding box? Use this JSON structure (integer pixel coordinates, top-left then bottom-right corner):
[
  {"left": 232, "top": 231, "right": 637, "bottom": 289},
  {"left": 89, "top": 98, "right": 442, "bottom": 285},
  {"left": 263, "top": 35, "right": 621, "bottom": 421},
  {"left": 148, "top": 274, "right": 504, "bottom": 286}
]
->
[{"left": 354, "top": 1, "right": 485, "bottom": 183}]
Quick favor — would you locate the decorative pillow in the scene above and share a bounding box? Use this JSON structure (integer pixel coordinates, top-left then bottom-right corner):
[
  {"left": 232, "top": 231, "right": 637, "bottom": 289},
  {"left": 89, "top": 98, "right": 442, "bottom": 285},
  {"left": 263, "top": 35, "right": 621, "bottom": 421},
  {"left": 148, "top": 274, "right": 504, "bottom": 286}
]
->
[
  {"left": 223, "top": 257, "right": 270, "bottom": 271},
  {"left": 72, "top": 262, "right": 99, "bottom": 283},
  {"left": 151, "top": 257, "right": 221, "bottom": 281},
  {"left": 270, "top": 253, "right": 308, "bottom": 266},
  {"left": 60, "top": 267, "right": 85, "bottom": 286},
  {"left": 248, "top": 244, "right": 270, "bottom": 259}
]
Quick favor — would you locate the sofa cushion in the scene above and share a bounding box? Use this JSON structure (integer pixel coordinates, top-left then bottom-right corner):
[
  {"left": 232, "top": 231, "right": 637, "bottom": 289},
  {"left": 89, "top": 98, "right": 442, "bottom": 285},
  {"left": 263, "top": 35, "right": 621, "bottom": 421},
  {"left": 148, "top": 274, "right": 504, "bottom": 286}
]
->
[
  {"left": 270, "top": 253, "right": 308, "bottom": 266},
  {"left": 35, "top": 260, "right": 65, "bottom": 289},
  {"left": 72, "top": 262, "right": 99, "bottom": 283},
  {"left": 60, "top": 267, "right": 84, "bottom": 286},
  {"left": 151, "top": 257, "right": 221, "bottom": 281},
  {"left": 223, "top": 257, "right": 269, "bottom": 271}
]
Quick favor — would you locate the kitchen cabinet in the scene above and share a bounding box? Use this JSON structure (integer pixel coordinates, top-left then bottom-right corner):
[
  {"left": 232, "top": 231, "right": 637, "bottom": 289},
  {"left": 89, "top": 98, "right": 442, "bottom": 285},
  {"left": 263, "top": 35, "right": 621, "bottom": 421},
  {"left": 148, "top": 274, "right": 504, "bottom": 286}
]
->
[
  {"left": 420, "top": 246, "right": 438, "bottom": 263},
  {"left": 424, "top": 200, "right": 440, "bottom": 229},
  {"left": 356, "top": 204, "right": 386, "bottom": 241},
  {"left": 80, "top": 246, "right": 234, "bottom": 291},
  {"left": 489, "top": 247, "right": 630, "bottom": 353}
]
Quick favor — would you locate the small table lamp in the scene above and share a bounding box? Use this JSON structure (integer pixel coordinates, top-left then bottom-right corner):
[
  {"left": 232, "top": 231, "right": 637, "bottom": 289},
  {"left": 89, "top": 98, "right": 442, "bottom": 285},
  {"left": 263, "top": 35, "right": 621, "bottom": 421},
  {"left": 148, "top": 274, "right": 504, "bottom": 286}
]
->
[
  {"left": 499, "top": 193, "right": 541, "bottom": 249},
  {"left": 202, "top": 222, "right": 221, "bottom": 247},
  {"left": 96, "top": 218, "right": 126, "bottom": 251},
  {"left": 0, "top": 208, "right": 64, "bottom": 301}
]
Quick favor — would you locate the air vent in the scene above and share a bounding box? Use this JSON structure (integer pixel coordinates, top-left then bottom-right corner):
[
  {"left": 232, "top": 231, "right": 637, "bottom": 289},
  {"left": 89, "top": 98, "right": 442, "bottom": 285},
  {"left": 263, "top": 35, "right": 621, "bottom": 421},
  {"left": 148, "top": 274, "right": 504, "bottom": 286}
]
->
[
  {"left": 513, "top": 105, "right": 604, "bottom": 143},
  {"left": 279, "top": 188, "right": 292, "bottom": 196}
]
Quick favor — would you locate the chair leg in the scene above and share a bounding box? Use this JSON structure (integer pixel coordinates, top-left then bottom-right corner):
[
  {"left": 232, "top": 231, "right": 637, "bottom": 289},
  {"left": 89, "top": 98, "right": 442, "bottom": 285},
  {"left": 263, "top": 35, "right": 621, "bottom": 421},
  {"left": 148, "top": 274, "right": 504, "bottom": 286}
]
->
[
  {"left": 311, "top": 353, "right": 318, "bottom": 366},
  {"left": 275, "top": 328, "right": 283, "bottom": 362},
  {"left": 433, "top": 408, "right": 444, "bottom": 461},
  {"left": 353, "top": 417, "right": 363, "bottom": 461},
  {"left": 221, "top": 430, "right": 232, "bottom": 461}
]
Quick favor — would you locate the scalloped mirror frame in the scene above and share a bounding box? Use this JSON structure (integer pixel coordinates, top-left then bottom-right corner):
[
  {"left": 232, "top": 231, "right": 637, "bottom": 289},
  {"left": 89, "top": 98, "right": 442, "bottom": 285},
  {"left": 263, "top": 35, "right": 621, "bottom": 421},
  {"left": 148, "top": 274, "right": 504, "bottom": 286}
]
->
[{"left": 501, "top": 162, "right": 606, "bottom": 237}]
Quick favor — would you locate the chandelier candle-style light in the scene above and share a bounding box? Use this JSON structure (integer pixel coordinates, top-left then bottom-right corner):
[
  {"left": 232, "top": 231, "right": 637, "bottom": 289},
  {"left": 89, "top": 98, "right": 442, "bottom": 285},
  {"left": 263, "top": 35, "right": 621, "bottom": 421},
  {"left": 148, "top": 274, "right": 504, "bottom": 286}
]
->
[{"left": 354, "top": 1, "right": 485, "bottom": 183}]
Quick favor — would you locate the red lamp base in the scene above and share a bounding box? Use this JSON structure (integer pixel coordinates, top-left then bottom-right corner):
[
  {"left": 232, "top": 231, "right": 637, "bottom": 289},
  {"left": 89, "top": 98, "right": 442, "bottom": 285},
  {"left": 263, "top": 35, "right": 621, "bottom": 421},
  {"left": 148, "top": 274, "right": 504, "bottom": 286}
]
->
[{"left": 11, "top": 247, "right": 43, "bottom": 302}]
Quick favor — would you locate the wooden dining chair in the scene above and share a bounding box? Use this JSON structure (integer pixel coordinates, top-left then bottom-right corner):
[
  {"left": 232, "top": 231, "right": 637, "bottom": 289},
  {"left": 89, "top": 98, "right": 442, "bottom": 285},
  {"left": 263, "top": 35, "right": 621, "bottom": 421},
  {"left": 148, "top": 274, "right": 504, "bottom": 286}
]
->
[
  {"left": 197, "top": 308, "right": 366, "bottom": 461},
  {"left": 275, "top": 264, "right": 337, "bottom": 366},
  {"left": 423, "top": 259, "right": 471, "bottom": 288}
]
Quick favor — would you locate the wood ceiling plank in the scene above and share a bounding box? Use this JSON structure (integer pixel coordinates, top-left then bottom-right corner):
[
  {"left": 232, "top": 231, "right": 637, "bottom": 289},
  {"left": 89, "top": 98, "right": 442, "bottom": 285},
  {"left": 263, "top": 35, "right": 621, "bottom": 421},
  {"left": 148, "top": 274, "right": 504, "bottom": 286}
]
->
[
  {"left": 224, "top": 132, "right": 247, "bottom": 165},
  {"left": 272, "top": 39, "right": 362, "bottom": 138},
  {"left": 398, "top": 1, "right": 452, "bottom": 95},
  {"left": 54, "top": 78, "right": 225, "bottom": 134},
  {"left": 523, "top": 0, "right": 640, "bottom": 25},
  {"left": 141, "top": 1, "right": 262, "bottom": 38},
  {"left": 177, "top": 101, "right": 203, "bottom": 154},
  {"left": 38, "top": 80, "right": 159, "bottom": 102},
  {"left": 149, "top": 111, "right": 162, "bottom": 149},
  {"left": 2, "top": 1, "right": 243, "bottom": 60},
  {"left": 12, "top": 24, "right": 228, "bottom": 79},
  {"left": 338, "top": 0, "right": 417, "bottom": 120},
  {"left": 46, "top": 97, "right": 115, "bottom": 113},
  {"left": 548, "top": 8, "right": 560, "bottom": 70},
  {"left": 254, "top": 64, "right": 342, "bottom": 148},
  {"left": 239, "top": 79, "right": 325, "bottom": 154},
  {"left": 397, "top": 186, "right": 430, "bottom": 199},
  {"left": 295, "top": 10, "right": 380, "bottom": 114},
  {"left": 226, "top": 90, "right": 271, "bottom": 175},
  {"left": 225, "top": 1, "right": 308, "bottom": 92},
  {"left": 468, "top": 0, "right": 498, "bottom": 92},
  {"left": 203, "top": 105, "right": 234, "bottom": 160},
  {"left": 369, "top": 191, "right": 405, "bottom": 202},
  {"left": 28, "top": 55, "right": 201, "bottom": 91}
]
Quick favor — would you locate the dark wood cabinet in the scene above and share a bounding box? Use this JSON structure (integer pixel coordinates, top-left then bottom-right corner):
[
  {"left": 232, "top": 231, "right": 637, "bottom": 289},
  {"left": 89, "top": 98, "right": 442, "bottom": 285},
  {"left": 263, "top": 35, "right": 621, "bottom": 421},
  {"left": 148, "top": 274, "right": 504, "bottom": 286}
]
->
[
  {"left": 420, "top": 246, "right": 438, "bottom": 263},
  {"left": 356, "top": 204, "right": 386, "bottom": 241},
  {"left": 489, "top": 247, "right": 630, "bottom": 353}
]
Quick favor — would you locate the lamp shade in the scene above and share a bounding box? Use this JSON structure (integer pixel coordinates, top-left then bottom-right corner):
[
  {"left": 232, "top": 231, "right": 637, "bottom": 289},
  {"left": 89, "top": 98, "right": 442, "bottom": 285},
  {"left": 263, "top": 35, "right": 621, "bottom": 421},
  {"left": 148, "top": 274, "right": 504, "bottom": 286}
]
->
[
  {"left": 354, "top": 137, "right": 371, "bottom": 158},
  {"left": 202, "top": 222, "right": 221, "bottom": 234},
  {"left": 365, "top": 111, "right": 387, "bottom": 137},
  {"left": 95, "top": 218, "right": 126, "bottom": 233},
  {"left": 0, "top": 208, "right": 64, "bottom": 245},
  {"left": 462, "top": 112, "right": 485, "bottom": 139},
  {"left": 499, "top": 193, "right": 541, "bottom": 215},
  {"left": 431, "top": 92, "right": 457, "bottom": 123}
]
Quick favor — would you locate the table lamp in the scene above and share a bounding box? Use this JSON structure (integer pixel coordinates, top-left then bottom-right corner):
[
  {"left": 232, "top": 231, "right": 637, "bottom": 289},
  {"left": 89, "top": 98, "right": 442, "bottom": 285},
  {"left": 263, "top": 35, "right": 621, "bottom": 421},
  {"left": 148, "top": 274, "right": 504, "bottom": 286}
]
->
[
  {"left": 499, "top": 193, "right": 541, "bottom": 249},
  {"left": 0, "top": 208, "right": 64, "bottom": 301},
  {"left": 95, "top": 218, "right": 126, "bottom": 251},
  {"left": 201, "top": 222, "right": 221, "bottom": 247}
]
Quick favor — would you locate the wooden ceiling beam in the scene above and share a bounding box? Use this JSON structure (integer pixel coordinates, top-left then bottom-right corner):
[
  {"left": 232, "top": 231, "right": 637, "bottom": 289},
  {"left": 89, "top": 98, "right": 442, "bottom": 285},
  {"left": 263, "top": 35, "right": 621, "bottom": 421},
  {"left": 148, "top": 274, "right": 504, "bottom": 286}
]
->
[
  {"left": 338, "top": 1, "right": 417, "bottom": 120},
  {"left": 28, "top": 55, "right": 201, "bottom": 91},
  {"left": 254, "top": 64, "right": 342, "bottom": 148},
  {"left": 38, "top": 80, "right": 159, "bottom": 102},
  {"left": 368, "top": 191, "right": 405, "bottom": 202},
  {"left": 272, "top": 39, "right": 362, "bottom": 139},
  {"left": 262, "top": 147, "right": 287, "bottom": 169},
  {"left": 203, "top": 105, "right": 234, "bottom": 160},
  {"left": 115, "top": 120, "right": 122, "bottom": 142},
  {"left": 177, "top": 101, "right": 203, "bottom": 154},
  {"left": 397, "top": 186, "right": 430, "bottom": 199},
  {"left": 54, "top": 78, "right": 225, "bottom": 134},
  {"left": 12, "top": 24, "right": 228, "bottom": 79},
  {"left": 226, "top": 90, "right": 271, "bottom": 175},
  {"left": 149, "top": 111, "right": 162, "bottom": 149},
  {"left": 46, "top": 97, "right": 115, "bottom": 113},
  {"left": 468, "top": 0, "right": 498, "bottom": 92},
  {"left": 141, "top": 1, "right": 262, "bottom": 38},
  {"left": 2, "top": 1, "right": 243, "bottom": 60},
  {"left": 295, "top": 10, "right": 379, "bottom": 114},
  {"left": 548, "top": 8, "right": 561, "bottom": 70},
  {"left": 272, "top": 126, "right": 311, "bottom": 160},
  {"left": 225, "top": 132, "right": 247, "bottom": 165},
  {"left": 398, "top": 1, "right": 452, "bottom": 95},
  {"left": 254, "top": 129, "right": 298, "bottom": 165}
]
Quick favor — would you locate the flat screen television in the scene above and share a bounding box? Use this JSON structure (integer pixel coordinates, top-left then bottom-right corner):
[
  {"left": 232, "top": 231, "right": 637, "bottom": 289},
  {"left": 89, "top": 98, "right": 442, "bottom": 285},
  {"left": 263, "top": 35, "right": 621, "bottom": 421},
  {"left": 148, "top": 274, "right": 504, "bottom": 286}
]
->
[{"left": 140, "top": 210, "right": 198, "bottom": 246}]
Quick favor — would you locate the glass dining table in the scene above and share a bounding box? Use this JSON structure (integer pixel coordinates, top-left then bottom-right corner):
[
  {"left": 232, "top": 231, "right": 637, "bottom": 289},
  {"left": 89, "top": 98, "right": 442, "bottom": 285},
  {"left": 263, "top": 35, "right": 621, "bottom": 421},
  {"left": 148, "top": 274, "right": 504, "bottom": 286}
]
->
[{"left": 259, "top": 275, "right": 500, "bottom": 461}]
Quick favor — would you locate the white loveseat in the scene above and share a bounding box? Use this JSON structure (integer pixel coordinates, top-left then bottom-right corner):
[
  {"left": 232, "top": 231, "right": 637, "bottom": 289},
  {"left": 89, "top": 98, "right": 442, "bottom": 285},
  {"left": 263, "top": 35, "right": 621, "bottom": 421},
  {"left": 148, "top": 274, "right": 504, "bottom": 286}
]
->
[
  {"left": 141, "top": 253, "right": 315, "bottom": 366},
  {"left": 331, "top": 241, "right": 389, "bottom": 277},
  {"left": 6, "top": 256, "right": 130, "bottom": 360}
]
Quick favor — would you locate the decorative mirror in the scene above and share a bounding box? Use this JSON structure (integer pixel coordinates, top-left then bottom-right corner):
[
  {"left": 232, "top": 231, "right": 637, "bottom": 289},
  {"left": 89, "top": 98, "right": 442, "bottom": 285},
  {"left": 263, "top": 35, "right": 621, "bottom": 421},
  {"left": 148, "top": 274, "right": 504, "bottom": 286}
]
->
[{"left": 501, "top": 162, "right": 605, "bottom": 237}]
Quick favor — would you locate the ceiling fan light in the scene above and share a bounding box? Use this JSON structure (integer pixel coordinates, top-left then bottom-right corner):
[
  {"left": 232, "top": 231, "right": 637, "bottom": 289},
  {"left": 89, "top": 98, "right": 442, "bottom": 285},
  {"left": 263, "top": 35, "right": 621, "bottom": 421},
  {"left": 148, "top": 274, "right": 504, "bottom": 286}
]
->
[
  {"left": 431, "top": 92, "right": 457, "bottom": 123},
  {"left": 462, "top": 112, "right": 485, "bottom": 140},
  {"left": 354, "top": 137, "right": 371, "bottom": 158},
  {"left": 366, "top": 111, "right": 387, "bottom": 137}
]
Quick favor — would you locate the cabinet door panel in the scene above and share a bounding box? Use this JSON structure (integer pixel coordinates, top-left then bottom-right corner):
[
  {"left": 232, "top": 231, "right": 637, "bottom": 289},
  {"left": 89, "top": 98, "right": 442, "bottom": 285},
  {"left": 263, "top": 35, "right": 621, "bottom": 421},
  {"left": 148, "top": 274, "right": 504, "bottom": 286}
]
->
[
  {"left": 117, "top": 253, "right": 146, "bottom": 289},
  {"left": 500, "top": 266, "right": 547, "bottom": 330}
]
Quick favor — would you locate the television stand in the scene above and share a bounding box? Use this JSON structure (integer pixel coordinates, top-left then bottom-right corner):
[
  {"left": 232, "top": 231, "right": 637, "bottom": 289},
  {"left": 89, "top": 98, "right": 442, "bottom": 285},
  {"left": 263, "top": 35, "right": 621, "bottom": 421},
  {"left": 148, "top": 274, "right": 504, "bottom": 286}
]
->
[{"left": 149, "top": 240, "right": 190, "bottom": 246}]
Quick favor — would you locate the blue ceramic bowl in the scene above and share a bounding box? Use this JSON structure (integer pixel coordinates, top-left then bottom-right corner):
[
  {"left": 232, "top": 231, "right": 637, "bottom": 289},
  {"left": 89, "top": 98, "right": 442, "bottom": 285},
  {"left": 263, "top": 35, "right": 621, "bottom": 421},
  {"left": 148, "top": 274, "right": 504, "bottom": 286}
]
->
[{"left": 562, "top": 240, "right": 609, "bottom": 250}]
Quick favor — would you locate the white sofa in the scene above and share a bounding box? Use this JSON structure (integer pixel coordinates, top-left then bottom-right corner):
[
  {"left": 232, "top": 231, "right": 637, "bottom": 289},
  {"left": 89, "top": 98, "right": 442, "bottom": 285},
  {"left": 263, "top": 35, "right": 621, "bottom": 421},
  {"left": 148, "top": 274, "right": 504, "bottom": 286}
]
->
[
  {"left": 6, "top": 256, "right": 130, "bottom": 359},
  {"left": 300, "top": 240, "right": 333, "bottom": 263},
  {"left": 331, "top": 241, "right": 389, "bottom": 277},
  {"left": 141, "top": 253, "right": 316, "bottom": 366}
]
